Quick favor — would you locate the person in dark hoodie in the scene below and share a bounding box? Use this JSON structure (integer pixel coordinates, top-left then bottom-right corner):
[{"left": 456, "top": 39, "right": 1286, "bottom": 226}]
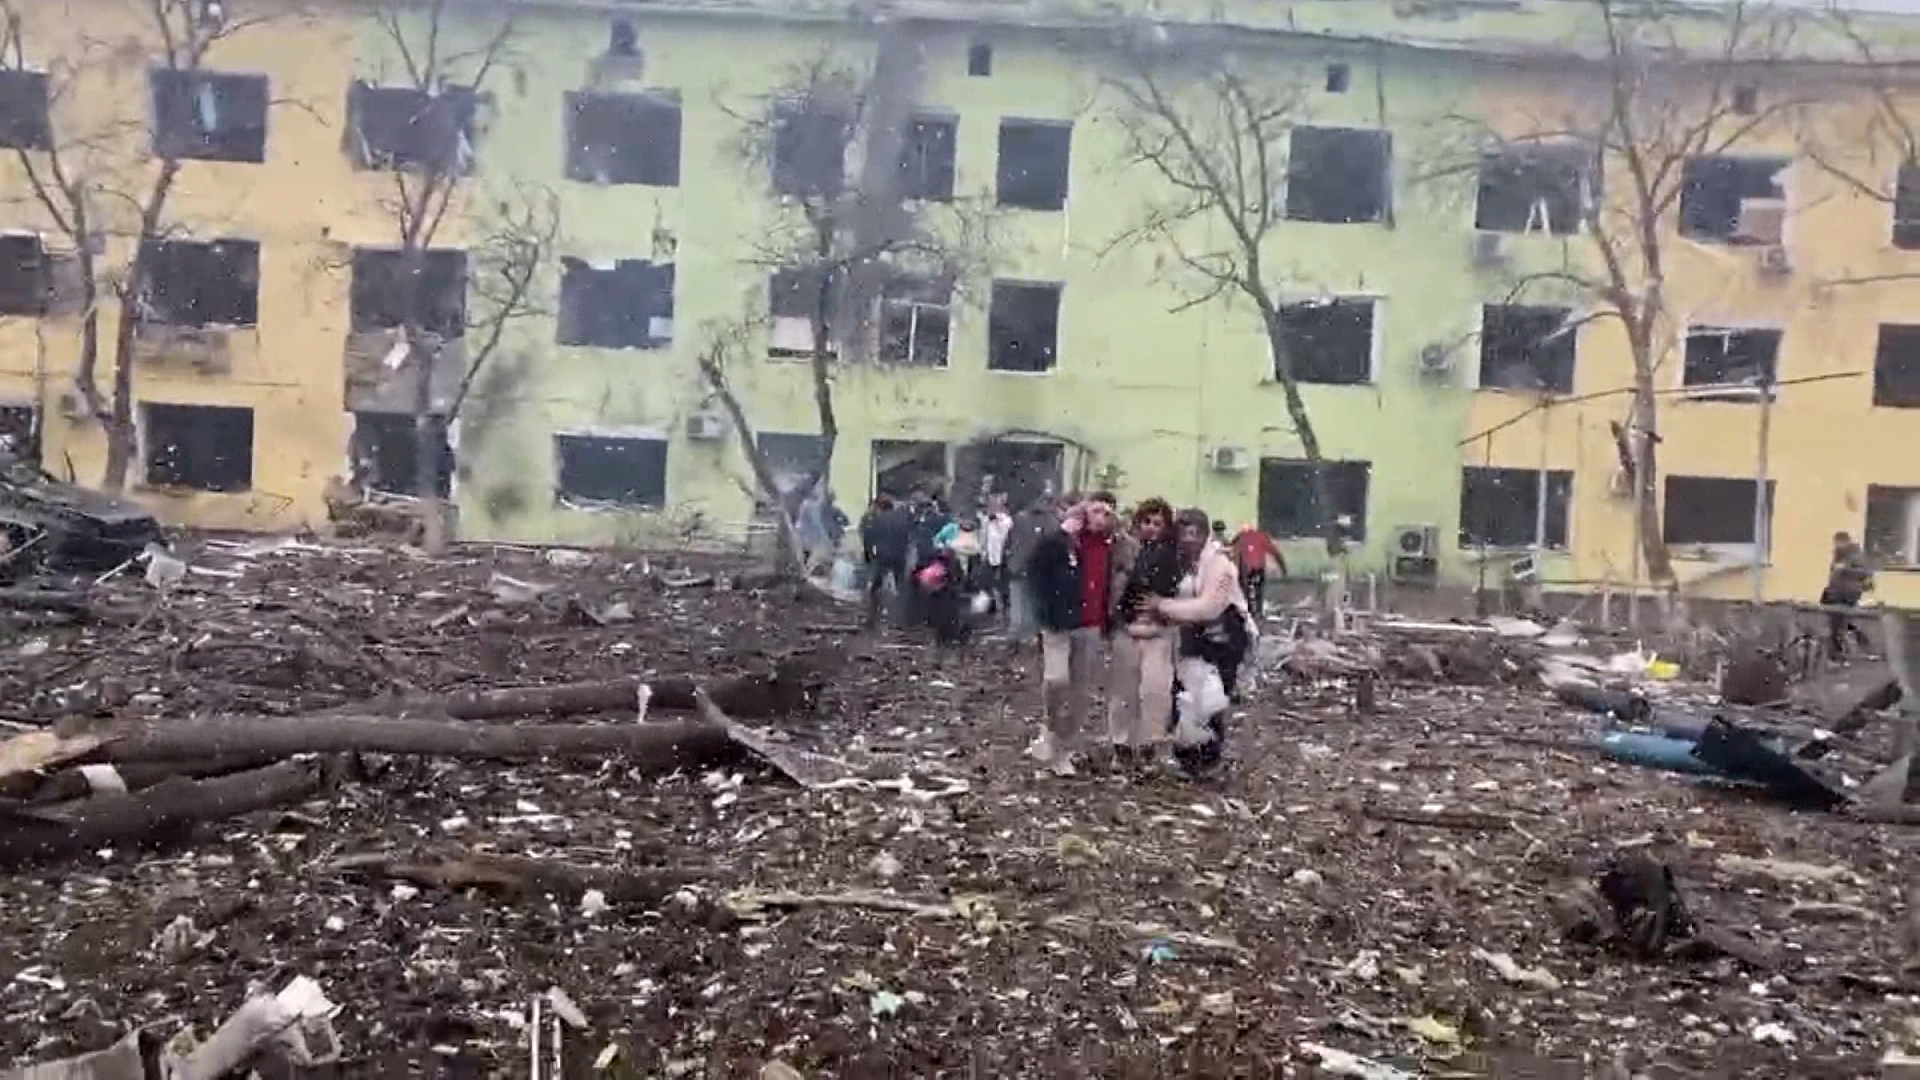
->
[
  {"left": 1025, "top": 493, "right": 1120, "bottom": 777},
  {"left": 1005, "top": 495, "right": 1057, "bottom": 645},
  {"left": 1820, "top": 531, "right": 1875, "bottom": 658},
  {"left": 860, "top": 495, "right": 912, "bottom": 627}
]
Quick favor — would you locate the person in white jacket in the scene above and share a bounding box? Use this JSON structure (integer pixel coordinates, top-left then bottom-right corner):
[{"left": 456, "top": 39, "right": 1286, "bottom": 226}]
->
[{"left": 1145, "top": 507, "right": 1256, "bottom": 778}]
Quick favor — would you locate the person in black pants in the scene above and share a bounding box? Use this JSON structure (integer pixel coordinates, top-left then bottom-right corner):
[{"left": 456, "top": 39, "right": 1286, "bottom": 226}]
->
[{"left": 860, "top": 496, "right": 911, "bottom": 626}]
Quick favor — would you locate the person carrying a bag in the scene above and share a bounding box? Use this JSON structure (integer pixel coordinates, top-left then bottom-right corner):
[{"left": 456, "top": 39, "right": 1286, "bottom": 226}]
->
[{"left": 1145, "top": 507, "right": 1257, "bottom": 779}]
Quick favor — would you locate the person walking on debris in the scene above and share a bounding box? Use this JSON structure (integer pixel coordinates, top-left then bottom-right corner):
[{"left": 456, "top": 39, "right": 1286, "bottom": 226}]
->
[
  {"left": 1005, "top": 495, "right": 1056, "bottom": 645},
  {"left": 1230, "top": 522, "right": 1285, "bottom": 618},
  {"left": 1148, "top": 508, "right": 1257, "bottom": 780},
  {"left": 1026, "top": 492, "right": 1120, "bottom": 777},
  {"left": 1820, "top": 530, "right": 1875, "bottom": 659},
  {"left": 981, "top": 493, "right": 1014, "bottom": 621},
  {"left": 860, "top": 495, "right": 912, "bottom": 627},
  {"left": 1109, "top": 498, "right": 1181, "bottom": 773}
]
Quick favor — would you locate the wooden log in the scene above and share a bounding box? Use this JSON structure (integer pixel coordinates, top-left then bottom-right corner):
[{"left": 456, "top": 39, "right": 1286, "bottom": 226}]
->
[
  {"left": 435, "top": 656, "right": 826, "bottom": 722},
  {"left": 331, "top": 850, "right": 702, "bottom": 907}
]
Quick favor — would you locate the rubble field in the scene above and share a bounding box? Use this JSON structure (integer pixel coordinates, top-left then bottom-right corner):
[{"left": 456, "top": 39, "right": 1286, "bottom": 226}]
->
[{"left": 0, "top": 538, "right": 1915, "bottom": 1078}]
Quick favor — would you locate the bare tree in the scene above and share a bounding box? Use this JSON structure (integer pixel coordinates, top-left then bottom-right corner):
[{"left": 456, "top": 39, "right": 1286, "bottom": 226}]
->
[
  {"left": 1444, "top": 0, "right": 1801, "bottom": 598},
  {"left": 0, "top": 0, "right": 280, "bottom": 489},
  {"left": 360, "top": 0, "right": 556, "bottom": 552},
  {"left": 1098, "top": 37, "right": 1346, "bottom": 553},
  {"left": 697, "top": 49, "right": 994, "bottom": 575}
]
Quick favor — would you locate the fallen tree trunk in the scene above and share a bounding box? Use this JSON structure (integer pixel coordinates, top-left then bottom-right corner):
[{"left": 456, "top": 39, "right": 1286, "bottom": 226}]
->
[
  {"left": 432, "top": 657, "right": 826, "bottom": 722},
  {"left": 0, "top": 587, "right": 89, "bottom": 613},
  {"left": 88, "top": 715, "right": 741, "bottom": 771},
  {"left": 0, "top": 758, "right": 327, "bottom": 867},
  {"left": 332, "top": 850, "right": 702, "bottom": 906},
  {"left": 17, "top": 754, "right": 287, "bottom": 803}
]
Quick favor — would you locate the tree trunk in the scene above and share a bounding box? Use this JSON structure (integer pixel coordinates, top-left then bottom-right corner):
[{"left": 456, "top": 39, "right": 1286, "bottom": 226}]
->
[
  {"left": 100, "top": 300, "right": 139, "bottom": 491},
  {"left": 408, "top": 320, "right": 450, "bottom": 555},
  {"left": 435, "top": 662, "right": 822, "bottom": 721},
  {"left": 1629, "top": 365, "right": 1674, "bottom": 587},
  {"left": 1261, "top": 308, "right": 1343, "bottom": 556}
]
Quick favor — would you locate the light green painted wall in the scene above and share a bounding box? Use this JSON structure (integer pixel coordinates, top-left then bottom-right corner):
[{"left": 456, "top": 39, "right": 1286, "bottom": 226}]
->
[{"left": 350, "top": 4, "right": 1556, "bottom": 580}]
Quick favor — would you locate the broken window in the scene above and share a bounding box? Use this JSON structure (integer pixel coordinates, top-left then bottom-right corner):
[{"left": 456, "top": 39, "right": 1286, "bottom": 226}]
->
[
  {"left": 351, "top": 411, "right": 452, "bottom": 498},
  {"left": 879, "top": 276, "right": 950, "bottom": 367},
  {"left": 988, "top": 281, "right": 1060, "bottom": 373},
  {"left": 968, "top": 42, "right": 993, "bottom": 77},
  {"left": 756, "top": 432, "right": 825, "bottom": 505},
  {"left": 1285, "top": 126, "right": 1390, "bottom": 225},
  {"left": 954, "top": 439, "right": 1061, "bottom": 513},
  {"left": 557, "top": 258, "right": 673, "bottom": 349},
  {"left": 347, "top": 81, "right": 476, "bottom": 173},
  {"left": 554, "top": 433, "right": 667, "bottom": 508},
  {"left": 996, "top": 120, "right": 1070, "bottom": 211},
  {"left": 1278, "top": 298, "right": 1373, "bottom": 385},
  {"left": 898, "top": 115, "right": 956, "bottom": 202},
  {"left": 1479, "top": 305, "right": 1575, "bottom": 392},
  {"left": 0, "top": 403, "right": 38, "bottom": 461},
  {"left": 1895, "top": 163, "right": 1920, "bottom": 250},
  {"left": 143, "top": 402, "right": 253, "bottom": 491},
  {"left": 1258, "top": 458, "right": 1370, "bottom": 541},
  {"left": 1875, "top": 324, "right": 1920, "bottom": 408},
  {"left": 1475, "top": 143, "right": 1596, "bottom": 236},
  {"left": 1682, "top": 327, "right": 1779, "bottom": 399},
  {"left": 0, "top": 70, "right": 50, "bottom": 151},
  {"left": 564, "top": 91, "right": 680, "bottom": 187},
  {"left": 1325, "top": 63, "right": 1351, "bottom": 93},
  {"left": 771, "top": 100, "right": 850, "bottom": 198},
  {"left": 1459, "top": 466, "right": 1572, "bottom": 549},
  {"left": 1678, "top": 155, "right": 1788, "bottom": 243},
  {"left": 350, "top": 248, "right": 467, "bottom": 340},
  {"left": 0, "top": 234, "right": 48, "bottom": 316},
  {"left": 1663, "top": 475, "right": 1774, "bottom": 548},
  {"left": 1865, "top": 485, "right": 1920, "bottom": 568},
  {"left": 872, "top": 439, "right": 948, "bottom": 500},
  {"left": 151, "top": 70, "right": 268, "bottom": 163},
  {"left": 767, "top": 266, "right": 839, "bottom": 358},
  {"left": 137, "top": 238, "right": 258, "bottom": 327},
  {"left": 1731, "top": 85, "right": 1759, "bottom": 115}
]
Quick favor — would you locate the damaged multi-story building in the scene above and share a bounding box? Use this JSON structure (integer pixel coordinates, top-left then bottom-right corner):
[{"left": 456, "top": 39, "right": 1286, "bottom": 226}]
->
[{"left": 2, "top": 0, "right": 1920, "bottom": 606}]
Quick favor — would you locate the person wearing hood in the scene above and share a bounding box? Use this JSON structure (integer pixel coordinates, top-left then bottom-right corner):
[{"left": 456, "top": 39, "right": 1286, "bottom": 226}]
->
[
  {"left": 860, "top": 495, "right": 912, "bottom": 626},
  {"left": 1004, "top": 495, "right": 1057, "bottom": 644},
  {"left": 1024, "top": 493, "right": 1120, "bottom": 777},
  {"left": 1145, "top": 507, "right": 1256, "bottom": 779}
]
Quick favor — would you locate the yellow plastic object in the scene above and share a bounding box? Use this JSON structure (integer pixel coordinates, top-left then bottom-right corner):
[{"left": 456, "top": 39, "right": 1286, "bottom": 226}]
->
[{"left": 1647, "top": 659, "right": 1682, "bottom": 681}]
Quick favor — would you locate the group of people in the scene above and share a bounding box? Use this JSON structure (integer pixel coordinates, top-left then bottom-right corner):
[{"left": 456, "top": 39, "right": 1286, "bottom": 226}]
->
[{"left": 860, "top": 485, "right": 1291, "bottom": 781}]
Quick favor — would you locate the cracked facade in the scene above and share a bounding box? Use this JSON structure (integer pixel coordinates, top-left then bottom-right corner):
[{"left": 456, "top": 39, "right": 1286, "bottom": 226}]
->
[{"left": 0, "top": 0, "right": 1918, "bottom": 603}]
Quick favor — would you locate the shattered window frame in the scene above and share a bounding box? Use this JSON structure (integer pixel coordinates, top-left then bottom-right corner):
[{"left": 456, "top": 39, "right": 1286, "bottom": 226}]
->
[
  {"left": 351, "top": 410, "right": 453, "bottom": 498},
  {"left": 0, "top": 401, "right": 39, "bottom": 462},
  {"left": 554, "top": 432, "right": 669, "bottom": 509},
  {"left": 0, "top": 232, "right": 50, "bottom": 317},
  {"left": 346, "top": 80, "right": 479, "bottom": 174},
  {"left": 141, "top": 402, "right": 255, "bottom": 493},
  {"left": 150, "top": 68, "right": 270, "bottom": 164},
  {"left": 1874, "top": 324, "right": 1920, "bottom": 409},
  {"left": 995, "top": 119, "right": 1071, "bottom": 212},
  {"left": 1478, "top": 304, "right": 1576, "bottom": 393},
  {"left": 1677, "top": 154, "right": 1789, "bottom": 243},
  {"left": 556, "top": 257, "right": 675, "bottom": 350},
  {"left": 755, "top": 431, "right": 827, "bottom": 508},
  {"left": 878, "top": 275, "right": 952, "bottom": 367},
  {"left": 898, "top": 113, "right": 957, "bottom": 203},
  {"left": 1258, "top": 457, "right": 1370, "bottom": 542},
  {"left": 767, "top": 266, "right": 841, "bottom": 360},
  {"left": 136, "top": 237, "right": 261, "bottom": 329},
  {"left": 1277, "top": 297, "right": 1375, "bottom": 386},
  {"left": 349, "top": 247, "right": 469, "bottom": 341},
  {"left": 1865, "top": 484, "right": 1920, "bottom": 568},
  {"left": 770, "top": 98, "right": 851, "bottom": 199},
  {"left": 563, "top": 89, "right": 682, "bottom": 188},
  {"left": 1284, "top": 125, "right": 1392, "bottom": 225},
  {"left": 1473, "top": 141, "right": 1598, "bottom": 236},
  {"left": 1458, "top": 466, "right": 1573, "bottom": 550},
  {"left": 1680, "top": 325, "right": 1781, "bottom": 401},
  {"left": 1895, "top": 162, "right": 1920, "bottom": 250},
  {"left": 0, "top": 69, "right": 52, "bottom": 151},
  {"left": 987, "top": 279, "right": 1061, "bottom": 373},
  {"left": 1662, "top": 474, "right": 1775, "bottom": 549}
]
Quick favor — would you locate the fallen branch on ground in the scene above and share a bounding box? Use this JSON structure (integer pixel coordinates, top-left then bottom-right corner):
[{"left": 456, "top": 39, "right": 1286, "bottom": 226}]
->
[
  {"left": 332, "top": 850, "right": 703, "bottom": 907},
  {"left": 1363, "top": 803, "right": 1514, "bottom": 831}
]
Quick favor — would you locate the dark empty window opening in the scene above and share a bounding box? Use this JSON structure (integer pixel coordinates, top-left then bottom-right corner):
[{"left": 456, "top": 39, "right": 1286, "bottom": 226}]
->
[
  {"left": 756, "top": 432, "right": 826, "bottom": 505},
  {"left": 348, "top": 81, "right": 476, "bottom": 173},
  {"left": 996, "top": 120, "right": 1070, "bottom": 211},
  {"left": 1682, "top": 326, "right": 1779, "bottom": 399},
  {"left": 0, "top": 70, "right": 50, "bottom": 151},
  {"left": 557, "top": 258, "right": 674, "bottom": 349},
  {"left": 768, "top": 266, "right": 840, "bottom": 358},
  {"left": 137, "top": 238, "right": 258, "bottom": 328},
  {"left": 0, "top": 403, "right": 39, "bottom": 462},
  {"left": 555, "top": 433, "right": 667, "bottom": 508},
  {"left": 880, "top": 276, "right": 951, "bottom": 367},
  {"left": 899, "top": 115, "right": 956, "bottom": 202},
  {"left": 1476, "top": 143, "right": 1596, "bottom": 235},
  {"left": 351, "top": 248, "right": 467, "bottom": 340},
  {"left": 565, "top": 91, "right": 680, "bottom": 187},
  {"left": 352, "top": 411, "right": 452, "bottom": 498},
  {"left": 0, "top": 233, "right": 49, "bottom": 317},
  {"left": 143, "top": 402, "right": 253, "bottom": 492},
  {"left": 772, "top": 101, "right": 850, "bottom": 198},
  {"left": 151, "top": 69, "right": 268, "bottom": 163},
  {"left": 1679, "top": 155, "right": 1788, "bottom": 243},
  {"left": 954, "top": 439, "right": 1062, "bottom": 513},
  {"left": 1894, "top": 163, "right": 1920, "bottom": 250},
  {"left": 1479, "top": 305, "right": 1575, "bottom": 393},
  {"left": 1460, "top": 466, "right": 1572, "bottom": 549},
  {"left": 968, "top": 41, "right": 993, "bottom": 77},
  {"left": 873, "top": 439, "right": 948, "bottom": 501},
  {"left": 1286, "top": 126, "right": 1390, "bottom": 225},
  {"left": 1865, "top": 485, "right": 1920, "bottom": 568},
  {"left": 1732, "top": 85, "right": 1759, "bottom": 115},
  {"left": 1278, "top": 298, "right": 1373, "bottom": 385},
  {"left": 609, "top": 18, "right": 639, "bottom": 57},
  {"left": 989, "top": 281, "right": 1061, "bottom": 373},
  {"left": 1664, "top": 475, "right": 1773, "bottom": 548},
  {"left": 1874, "top": 323, "right": 1920, "bottom": 408},
  {"left": 1259, "top": 458, "right": 1369, "bottom": 542},
  {"left": 1325, "top": 63, "right": 1351, "bottom": 93}
]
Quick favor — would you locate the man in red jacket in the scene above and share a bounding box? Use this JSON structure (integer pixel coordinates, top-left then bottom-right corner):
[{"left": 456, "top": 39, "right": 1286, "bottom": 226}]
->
[{"left": 1230, "top": 523, "right": 1285, "bottom": 617}]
